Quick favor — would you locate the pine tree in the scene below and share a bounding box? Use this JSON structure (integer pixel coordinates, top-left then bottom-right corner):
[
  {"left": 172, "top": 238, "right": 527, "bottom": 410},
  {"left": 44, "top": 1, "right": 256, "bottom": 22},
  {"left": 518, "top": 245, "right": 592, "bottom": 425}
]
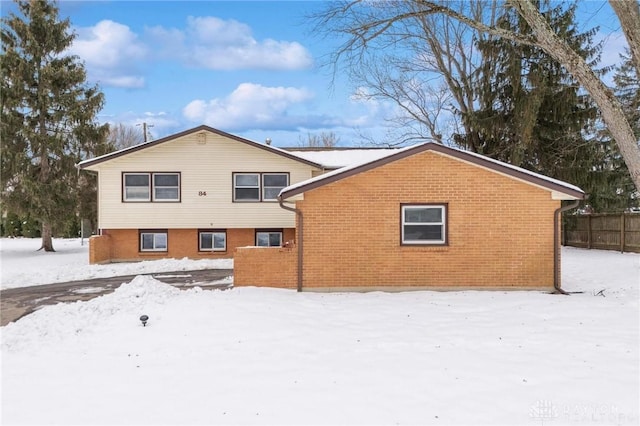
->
[
  {"left": 614, "top": 50, "right": 640, "bottom": 142},
  {"left": 454, "top": 0, "right": 630, "bottom": 211},
  {"left": 594, "top": 49, "right": 640, "bottom": 212},
  {"left": 1, "top": 0, "right": 110, "bottom": 251}
]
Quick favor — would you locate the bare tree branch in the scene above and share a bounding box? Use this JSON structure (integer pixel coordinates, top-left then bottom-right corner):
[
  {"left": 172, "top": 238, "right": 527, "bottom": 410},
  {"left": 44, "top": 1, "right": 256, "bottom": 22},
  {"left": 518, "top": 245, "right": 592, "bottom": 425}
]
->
[
  {"left": 312, "top": 0, "right": 640, "bottom": 190},
  {"left": 509, "top": 0, "right": 640, "bottom": 189},
  {"left": 609, "top": 0, "right": 640, "bottom": 79}
]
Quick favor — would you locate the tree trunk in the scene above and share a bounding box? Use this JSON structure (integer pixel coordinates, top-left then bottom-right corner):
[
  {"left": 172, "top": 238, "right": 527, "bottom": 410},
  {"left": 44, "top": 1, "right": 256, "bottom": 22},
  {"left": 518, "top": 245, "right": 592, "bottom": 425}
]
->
[
  {"left": 609, "top": 0, "right": 640, "bottom": 78},
  {"left": 40, "top": 222, "right": 55, "bottom": 252},
  {"left": 510, "top": 0, "right": 640, "bottom": 192}
]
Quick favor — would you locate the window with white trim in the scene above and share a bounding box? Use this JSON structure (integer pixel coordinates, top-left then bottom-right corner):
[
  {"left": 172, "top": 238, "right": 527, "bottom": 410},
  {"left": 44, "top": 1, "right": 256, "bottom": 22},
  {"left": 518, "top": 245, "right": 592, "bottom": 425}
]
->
[
  {"left": 233, "top": 173, "right": 289, "bottom": 202},
  {"left": 263, "top": 173, "right": 289, "bottom": 200},
  {"left": 140, "top": 231, "right": 168, "bottom": 251},
  {"left": 234, "top": 173, "right": 260, "bottom": 201},
  {"left": 153, "top": 173, "right": 180, "bottom": 201},
  {"left": 401, "top": 205, "right": 446, "bottom": 245},
  {"left": 256, "top": 231, "right": 283, "bottom": 247},
  {"left": 123, "top": 173, "right": 180, "bottom": 202},
  {"left": 124, "top": 173, "right": 150, "bottom": 201},
  {"left": 199, "top": 231, "right": 226, "bottom": 252}
]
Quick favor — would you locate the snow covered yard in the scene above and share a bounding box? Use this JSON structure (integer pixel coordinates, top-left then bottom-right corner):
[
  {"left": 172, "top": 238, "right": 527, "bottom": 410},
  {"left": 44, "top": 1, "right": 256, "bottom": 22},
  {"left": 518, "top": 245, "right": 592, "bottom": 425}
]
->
[
  {"left": 1, "top": 239, "right": 638, "bottom": 425},
  {"left": 0, "top": 238, "right": 232, "bottom": 289}
]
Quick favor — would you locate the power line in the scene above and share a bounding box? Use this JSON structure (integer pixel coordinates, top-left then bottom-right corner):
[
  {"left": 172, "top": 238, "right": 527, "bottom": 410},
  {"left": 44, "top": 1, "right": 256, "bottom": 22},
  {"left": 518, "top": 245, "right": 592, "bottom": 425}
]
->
[{"left": 136, "top": 122, "right": 154, "bottom": 143}]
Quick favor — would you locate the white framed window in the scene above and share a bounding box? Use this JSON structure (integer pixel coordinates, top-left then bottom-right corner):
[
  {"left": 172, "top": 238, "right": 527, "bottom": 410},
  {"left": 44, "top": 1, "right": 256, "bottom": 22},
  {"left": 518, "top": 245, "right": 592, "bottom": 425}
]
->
[
  {"left": 124, "top": 173, "right": 150, "bottom": 201},
  {"left": 233, "top": 172, "right": 289, "bottom": 202},
  {"left": 401, "top": 204, "right": 447, "bottom": 245},
  {"left": 262, "top": 173, "right": 289, "bottom": 200},
  {"left": 140, "top": 231, "right": 168, "bottom": 252},
  {"left": 256, "top": 230, "right": 283, "bottom": 247},
  {"left": 153, "top": 173, "right": 180, "bottom": 201},
  {"left": 199, "top": 231, "right": 226, "bottom": 252},
  {"left": 124, "top": 172, "right": 180, "bottom": 202},
  {"left": 234, "top": 173, "right": 260, "bottom": 201}
]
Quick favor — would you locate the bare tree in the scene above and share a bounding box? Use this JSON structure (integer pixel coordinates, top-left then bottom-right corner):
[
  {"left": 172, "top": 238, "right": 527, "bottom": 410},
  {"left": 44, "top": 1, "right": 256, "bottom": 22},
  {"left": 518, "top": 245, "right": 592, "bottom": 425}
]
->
[
  {"left": 609, "top": 0, "right": 640, "bottom": 78},
  {"left": 108, "top": 123, "right": 144, "bottom": 150},
  {"left": 314, "top": 0, "right": 640, "bottom": 190},
  {"left": 298, "top": 131, "right": 341, "bottom": 148},
  {"left": 315, "top": 1, "right": 499, "bottom": 145}
]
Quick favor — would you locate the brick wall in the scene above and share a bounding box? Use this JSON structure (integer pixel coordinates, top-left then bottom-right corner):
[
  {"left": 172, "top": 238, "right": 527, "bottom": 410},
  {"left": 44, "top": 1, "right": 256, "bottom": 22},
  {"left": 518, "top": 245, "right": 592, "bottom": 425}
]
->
[
  {"left": 88, "top": 227, "right": 295, "bottom": 263},
  {"left": 89, "top": 235, "right": 111, "bottom": 264},
  {"left": 234, "top": 246, "right": 297, "bottom": 288},
  {"left": 292, "top": 150, "right": 560, "bottom": 290}
]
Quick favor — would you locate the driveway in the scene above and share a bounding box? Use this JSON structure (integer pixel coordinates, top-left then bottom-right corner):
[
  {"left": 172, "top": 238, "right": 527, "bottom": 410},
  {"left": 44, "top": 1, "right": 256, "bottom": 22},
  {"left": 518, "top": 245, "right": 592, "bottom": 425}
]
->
[{"left": 0, "top": 269, "right": 233, "bottom": 326}]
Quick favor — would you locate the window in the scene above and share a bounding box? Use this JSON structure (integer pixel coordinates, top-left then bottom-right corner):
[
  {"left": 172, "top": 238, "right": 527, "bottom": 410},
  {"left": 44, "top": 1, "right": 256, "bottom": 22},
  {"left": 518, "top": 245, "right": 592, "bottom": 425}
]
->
[
  {"left": 140, "top": 231, "right": 168, "bottom": 252},
  {"left": 234, "top": 173, "right": 260, "bottom": 201},
  {"left": 233, "top": 173, "right": 289, "bottom": 202},
  {"left": 199, "top": 230, "right": 226, "bottom": 252},
  {"left": 256, "top": 230, "right": 283, "bottom": 247},
  {"left": 123, "top": 172, "right": 180, "bottom": 202},
  {"left": 124, "top": 173, "right": 150, "bottom": 201},
  {"left": 263, "top": 173, "right": 289, "bottom": 200},
  {"left": 401, "top": 205, "right": 447, "bottom": 245},
  {"left": 153, "top": 173, "right": 180, "bottom": 201}
]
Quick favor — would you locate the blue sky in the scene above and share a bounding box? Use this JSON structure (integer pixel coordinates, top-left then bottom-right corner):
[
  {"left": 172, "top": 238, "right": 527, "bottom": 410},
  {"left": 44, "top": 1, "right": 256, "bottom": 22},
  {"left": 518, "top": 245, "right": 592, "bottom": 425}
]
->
[{"left": 1, "top": 1, "right": 629, "bottom": 147}]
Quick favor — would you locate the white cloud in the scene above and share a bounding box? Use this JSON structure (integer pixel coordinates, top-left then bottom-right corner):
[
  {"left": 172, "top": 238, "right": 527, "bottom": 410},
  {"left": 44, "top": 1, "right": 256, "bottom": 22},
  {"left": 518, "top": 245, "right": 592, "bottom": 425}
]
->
[
  {"left": 71, "top": 20, "right": 148, "bottom": 88},
  {"left": 148, "top": 16, "right": 313, "bottom": 70},
  {"left": 100, "top": 76, "right": 146, "bottom": 89},
  {"left": 183, "top": 83, "right": 315, "bottom": 130}
]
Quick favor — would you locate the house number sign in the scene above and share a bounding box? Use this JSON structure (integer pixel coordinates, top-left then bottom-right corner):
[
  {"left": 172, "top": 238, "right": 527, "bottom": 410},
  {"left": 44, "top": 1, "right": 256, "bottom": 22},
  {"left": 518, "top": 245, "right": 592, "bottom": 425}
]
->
[{"left": 198, "top": 191, "right": 207, "bottom": 196}]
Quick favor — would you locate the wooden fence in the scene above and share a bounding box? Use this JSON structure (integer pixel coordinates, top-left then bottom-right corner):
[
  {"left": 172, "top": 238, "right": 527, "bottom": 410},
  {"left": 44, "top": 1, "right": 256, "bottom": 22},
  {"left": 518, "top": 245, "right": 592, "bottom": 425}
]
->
[{"left": 564, "top": 213, "right": 640, "bottom": 253}]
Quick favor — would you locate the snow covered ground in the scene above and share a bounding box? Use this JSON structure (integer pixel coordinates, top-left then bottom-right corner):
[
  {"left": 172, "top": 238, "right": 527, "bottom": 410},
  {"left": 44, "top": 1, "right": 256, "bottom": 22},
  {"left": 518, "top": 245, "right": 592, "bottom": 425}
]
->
[
  {"left": 1, "top": 238, "right": 638, "bottom": 425},
  {"left": 0, "top": 238, "right": 232, "bottom": 289}
]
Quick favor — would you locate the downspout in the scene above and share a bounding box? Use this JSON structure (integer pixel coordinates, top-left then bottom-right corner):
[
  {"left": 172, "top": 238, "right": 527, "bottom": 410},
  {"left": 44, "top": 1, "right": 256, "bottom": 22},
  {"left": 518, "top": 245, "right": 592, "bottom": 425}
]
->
[
  {"left": 278, "top": 196, "right": 303, "bottom": 292},
  {"left": 553, "top": 199, "right": 580, "bottom": 294}
]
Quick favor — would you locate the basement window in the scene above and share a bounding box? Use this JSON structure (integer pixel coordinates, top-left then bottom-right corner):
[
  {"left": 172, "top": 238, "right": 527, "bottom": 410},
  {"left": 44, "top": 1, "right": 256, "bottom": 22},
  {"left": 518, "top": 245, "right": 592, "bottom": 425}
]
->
[
  {"left": 199, "top": 230, "right": 227, "bottom": 252},
  {"left": 256, "top": 230, "right": 283, "bottom": 247},
  {"left": 140, "top": 230, "right": 168, "bottom": 252},
  {"left": 401, "top": 204, "right": 447, "bottom": 245}
]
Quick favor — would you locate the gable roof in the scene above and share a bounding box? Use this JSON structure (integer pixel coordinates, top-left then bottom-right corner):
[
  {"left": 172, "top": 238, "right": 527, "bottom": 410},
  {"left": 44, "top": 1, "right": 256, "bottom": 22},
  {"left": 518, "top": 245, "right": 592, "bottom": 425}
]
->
[
  {"left": 280, "top": 142, "right": 585, "bottom": 200},
  {"left": 77, "top": 125, "right": 325, "bottom": 169}
]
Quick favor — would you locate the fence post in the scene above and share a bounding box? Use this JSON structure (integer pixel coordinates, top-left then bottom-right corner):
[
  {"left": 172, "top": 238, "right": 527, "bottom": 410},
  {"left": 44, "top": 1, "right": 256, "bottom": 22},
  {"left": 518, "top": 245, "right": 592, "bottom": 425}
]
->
[
  {"left": 620, "top": 213, "right": 625, "bottom": 253},
  {"left": 587, "top": 214, "right": 592, "bottom": 249}
]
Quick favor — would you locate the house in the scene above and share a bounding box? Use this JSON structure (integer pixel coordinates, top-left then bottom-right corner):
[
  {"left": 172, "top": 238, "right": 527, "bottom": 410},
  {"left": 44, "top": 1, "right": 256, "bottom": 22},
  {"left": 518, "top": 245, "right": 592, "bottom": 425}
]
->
[
  {"left": 234, "top": 142, "right": 585, "bottom": 292},
  {"left": 78, "top": 125, "right": 333, "bottom": 263}
]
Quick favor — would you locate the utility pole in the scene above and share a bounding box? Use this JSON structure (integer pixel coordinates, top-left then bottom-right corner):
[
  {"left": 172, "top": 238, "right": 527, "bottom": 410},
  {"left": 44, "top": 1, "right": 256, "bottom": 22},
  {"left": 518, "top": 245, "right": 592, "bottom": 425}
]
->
[{"left": 137, "top": 122, "right": 154, "bottom": 143}]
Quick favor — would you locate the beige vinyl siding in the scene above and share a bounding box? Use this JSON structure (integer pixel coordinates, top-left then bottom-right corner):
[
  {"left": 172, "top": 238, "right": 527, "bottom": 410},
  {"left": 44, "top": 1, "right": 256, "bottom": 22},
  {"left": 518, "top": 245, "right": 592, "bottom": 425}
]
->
[{"left": 89, "top": 131, "right": 320, "bottom": 229}]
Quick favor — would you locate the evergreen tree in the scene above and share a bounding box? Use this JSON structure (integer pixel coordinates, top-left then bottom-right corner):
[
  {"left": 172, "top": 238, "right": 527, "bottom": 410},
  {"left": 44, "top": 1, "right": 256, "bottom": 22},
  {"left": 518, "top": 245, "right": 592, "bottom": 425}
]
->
[
  {"left": 614, "top": 50, "right": 640, "bottom": 142},
  {"left": 594, "top": 49, "right": 640, "bottom": 212},
  {"left": 1, "top": 0, "right": 110, "bottom": 251},
  {"left": 455, "top": 1, "right": 629, "bottom": 211}
]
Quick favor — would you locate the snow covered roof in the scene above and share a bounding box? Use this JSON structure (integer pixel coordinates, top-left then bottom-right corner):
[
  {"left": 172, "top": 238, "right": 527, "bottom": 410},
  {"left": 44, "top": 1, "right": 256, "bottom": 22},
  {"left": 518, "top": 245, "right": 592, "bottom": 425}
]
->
[
  {"left": 283, "top": 148, "right": 401, "bottom": 169},
  {"left": 280, "top": 142, "right": 585, "bottom": 201}
]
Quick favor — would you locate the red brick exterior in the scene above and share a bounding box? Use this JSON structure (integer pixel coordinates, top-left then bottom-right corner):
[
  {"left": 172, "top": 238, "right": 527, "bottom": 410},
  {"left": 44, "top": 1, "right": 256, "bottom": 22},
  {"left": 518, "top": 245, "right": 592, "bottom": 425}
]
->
[
  {"left": 236, "top": 150, "right": 561, "bottom": 290},
  {"left": 234, "top": 246, "right": 297, "bottom": 288},
  {"left": 88, "top": 228, "right": 295, "bottom": 263},
  {"left": 89, "top": 235, "right": 111, "bottom": 264}
]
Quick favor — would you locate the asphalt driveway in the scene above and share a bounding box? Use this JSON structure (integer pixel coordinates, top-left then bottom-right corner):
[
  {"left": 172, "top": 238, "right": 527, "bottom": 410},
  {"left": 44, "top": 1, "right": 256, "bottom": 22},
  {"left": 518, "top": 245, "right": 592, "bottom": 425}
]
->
[{"left": 0, "top": 269, "right": 233, "bottom": 326}]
